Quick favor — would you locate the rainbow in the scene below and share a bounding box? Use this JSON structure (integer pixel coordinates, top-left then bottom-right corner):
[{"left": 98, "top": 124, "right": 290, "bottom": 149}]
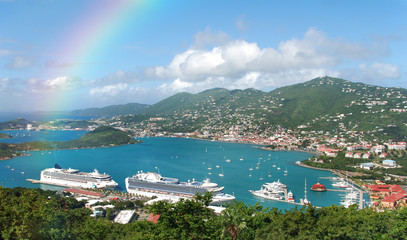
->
[{"left": 41, "top": 0, "right": 158, "bottom": 111}]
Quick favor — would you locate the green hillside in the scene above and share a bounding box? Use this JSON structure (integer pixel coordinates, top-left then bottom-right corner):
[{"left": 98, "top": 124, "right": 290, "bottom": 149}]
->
[
  {"left": 0, "top": 133, "right": 12, "bottom": 139},
  {"left": 16, "top": 126, "right": 138, "bottom": 151},
  {"left": 0, "top": 118, "right": 34, "bottom": 130},
  {"left": 118, "top": 76, "right": 407, "bottom": 140}
]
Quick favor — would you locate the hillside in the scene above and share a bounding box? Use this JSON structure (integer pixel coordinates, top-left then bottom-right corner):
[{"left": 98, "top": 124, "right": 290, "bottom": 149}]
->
[
  {"left": 0, "top": 118, "right": 35, "bottom": 130},
  {"left": 114, "top": 76, "right": 407, "bottom": 141},
  {"left": 70, "top": 103, "right": 150, "bottom": 117},
  {"left": 0, "top": 133, "right": 12, "bottom": 139},
  {"left": 15, "top": 126, "right": 138, "bottom": 151}
]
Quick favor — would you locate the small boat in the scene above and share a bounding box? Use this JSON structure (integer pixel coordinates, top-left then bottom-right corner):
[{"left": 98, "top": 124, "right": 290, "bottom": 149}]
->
[
  {"left": 277, "top": 167, "right": 281, "bottom": 170},
  {"left": 219, "top": 167, "right": 224, "bottom": 177},
  {"left": 216, "top": 165, "right": 220, "bottom": 168},
  {"left": 225, "top": 159, "right": 231, "bottom": 163}
]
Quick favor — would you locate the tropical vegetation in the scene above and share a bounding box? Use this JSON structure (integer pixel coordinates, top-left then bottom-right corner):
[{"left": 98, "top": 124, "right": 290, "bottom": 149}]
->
[{"left": 1, "top": 187, "right": 406, "bottom": 240}]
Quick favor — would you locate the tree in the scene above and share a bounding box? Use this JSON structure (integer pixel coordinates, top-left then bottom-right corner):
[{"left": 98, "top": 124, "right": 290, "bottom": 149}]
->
[{"left": 219, "top": 203, "right": 247, "bottom": 240}]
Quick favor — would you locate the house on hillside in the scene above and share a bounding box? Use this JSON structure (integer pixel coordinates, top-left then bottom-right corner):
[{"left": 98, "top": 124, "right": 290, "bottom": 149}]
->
[
  {"left": 362, "top": 153, "right": 371, "bottom": 159},
  {"left": 360, "top": 163, "right": 374, "bottom": 170},
  {"left": 345, "top": 152, "right": 353, "bottom": 158},
  {"left": 370, "top": 145, "right": 385, "bottom": 154},
  {"left": 382, "top": 159, "right": 397, "bottom": 168},
  {"left": 379, "top": 153, "right": 388, "bottom": 158},
  {"left": 353, "top": 153, "right": 362, "bottom": 158}
]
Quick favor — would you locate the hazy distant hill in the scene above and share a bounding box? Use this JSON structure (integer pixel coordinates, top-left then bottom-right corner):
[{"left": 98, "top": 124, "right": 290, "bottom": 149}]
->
[
  {"left": 70, "top": 103, "right": 150, "bottom": 117},
  {"left": 133, "top": 76, "right": 407, "bottom": 140},
  {"left": 0, "top": 118, "right": 35, "bottom": 130}
]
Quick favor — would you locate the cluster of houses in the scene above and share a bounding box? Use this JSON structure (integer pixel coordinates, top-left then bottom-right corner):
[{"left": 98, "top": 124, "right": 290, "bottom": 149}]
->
[{"left": 365, "top": 183, "right": 407, "bottom": 210}]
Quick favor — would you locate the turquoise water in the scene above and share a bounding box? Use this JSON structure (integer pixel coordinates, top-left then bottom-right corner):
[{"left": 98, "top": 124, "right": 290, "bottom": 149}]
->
[{"left": 0, "top": 131, "right": 344, "bottom": 210}]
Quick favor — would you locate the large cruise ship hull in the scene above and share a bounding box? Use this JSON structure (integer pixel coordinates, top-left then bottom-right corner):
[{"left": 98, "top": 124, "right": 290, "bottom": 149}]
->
[
  {"left": 40, "top": 167, "right": 118, "bottom": 190},
  {"left": 125, "top": 174, "right": 234, "bottom": 205}
]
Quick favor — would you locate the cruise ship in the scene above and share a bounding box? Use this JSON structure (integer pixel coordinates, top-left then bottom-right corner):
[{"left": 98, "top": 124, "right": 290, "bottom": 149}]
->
[
  {"left": 40, "top": 164, "right": 118, "bottom": 189},
  {"left": 125, "top": 171, "right": 235, "bottom": 205}
]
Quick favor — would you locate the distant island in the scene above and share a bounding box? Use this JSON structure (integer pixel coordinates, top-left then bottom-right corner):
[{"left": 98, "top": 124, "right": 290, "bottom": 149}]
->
[
  {"left": 0, "top": 133, "right": 12, "bottom": 139},
  {"left": 0, "top": 126, "right": 139, "bottom": 160}
]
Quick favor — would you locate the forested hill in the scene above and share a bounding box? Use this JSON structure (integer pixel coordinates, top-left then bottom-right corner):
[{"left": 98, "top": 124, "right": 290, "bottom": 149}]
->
[
  {"left": 69, "top": 102, "right": 150, "bottom": 117},
  {"left": 131, "top": 76, "right": 406, "bottom": 140},
  {"left": 15, "top": 126, "right": 138, "bottom": 151}
]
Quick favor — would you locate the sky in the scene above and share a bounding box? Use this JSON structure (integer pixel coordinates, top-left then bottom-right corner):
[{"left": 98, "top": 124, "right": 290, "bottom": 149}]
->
[{"left": 0, "top": 0, "right": 406, "bottom": 112}]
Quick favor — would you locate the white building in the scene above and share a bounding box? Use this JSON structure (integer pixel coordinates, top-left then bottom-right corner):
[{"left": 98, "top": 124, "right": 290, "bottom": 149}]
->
[{"left": 382, "top": 159, "right": 397, "bottom": 168}]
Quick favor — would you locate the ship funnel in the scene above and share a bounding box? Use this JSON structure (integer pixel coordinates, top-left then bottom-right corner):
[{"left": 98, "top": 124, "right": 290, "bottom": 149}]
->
[{"left": 54, "top": 163, "right": 62, "bottom": 169}]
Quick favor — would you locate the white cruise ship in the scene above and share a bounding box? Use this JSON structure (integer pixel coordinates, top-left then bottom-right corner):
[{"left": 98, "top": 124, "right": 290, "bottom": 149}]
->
[
  {"left": 40, "top": 164, "right": 118, "bottom": 189},
  {"left": 125, "top": 171, "right": 235, "bottom": 205}
]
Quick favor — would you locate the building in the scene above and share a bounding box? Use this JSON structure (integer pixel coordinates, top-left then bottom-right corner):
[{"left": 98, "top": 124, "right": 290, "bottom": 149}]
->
[
  {"left": 345, "top": 152, "right": 353, "bottom": 158},
  {"left": 114, "top": 210, "right": 136, "bottom": 224},
  {"left": 360, "top": 163, "right": 374, "bottom": 170},
  {"left": 382, "top": 159, "right": 397, "bottom": 168},
  {"left": 379, "top": 153, "right": 388, "bottom": 158},
  {"left": 362, "top": 153, "right": 371, "bottom": 159},
  {"left": 353, "top": 153, "right": 362, "bottom": 158},
  {"left": 381, "top": 193, "right": 407, "bottom": 209}
]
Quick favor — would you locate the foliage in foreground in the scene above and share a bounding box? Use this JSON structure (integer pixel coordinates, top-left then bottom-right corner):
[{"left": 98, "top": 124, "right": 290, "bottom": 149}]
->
[{"left": 1, "top": 187, "right": 407, "bottom": 240}]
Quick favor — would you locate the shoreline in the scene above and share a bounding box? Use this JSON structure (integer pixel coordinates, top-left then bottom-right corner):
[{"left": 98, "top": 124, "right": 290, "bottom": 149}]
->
[{"left": 296, "top": 161, "right": 368, "bottom": 194}]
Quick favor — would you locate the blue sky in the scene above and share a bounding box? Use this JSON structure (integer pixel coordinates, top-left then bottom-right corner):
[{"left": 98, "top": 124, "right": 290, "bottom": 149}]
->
[{"left": 0, "top": 0, "right": 406, "bottom": 112}]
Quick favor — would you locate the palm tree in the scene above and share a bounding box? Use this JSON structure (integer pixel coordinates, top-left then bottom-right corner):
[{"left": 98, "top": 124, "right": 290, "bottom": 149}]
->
[{"left": 219, "top": 206, "right": 247, "bottom": 240}]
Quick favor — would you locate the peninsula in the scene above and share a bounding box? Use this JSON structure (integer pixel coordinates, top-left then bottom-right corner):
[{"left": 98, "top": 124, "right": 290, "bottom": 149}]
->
[{"left": 0, "top": 126, "right": 139, "bottom": 159}]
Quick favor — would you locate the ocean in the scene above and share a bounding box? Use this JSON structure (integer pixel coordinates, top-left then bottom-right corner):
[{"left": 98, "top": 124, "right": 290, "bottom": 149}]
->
[{"left": 0, "top": 130, "right": 348, "bottom": 210}]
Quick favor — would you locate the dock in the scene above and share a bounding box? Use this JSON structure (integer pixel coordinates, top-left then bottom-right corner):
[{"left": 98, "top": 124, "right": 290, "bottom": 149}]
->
[{"left": 26, "top": 179, "right": 73, "bottom": 188}]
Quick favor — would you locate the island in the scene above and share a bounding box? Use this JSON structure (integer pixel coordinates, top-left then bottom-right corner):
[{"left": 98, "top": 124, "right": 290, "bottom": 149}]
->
[
  {"left": 0, "top": 126, "right": 139, "bottom": 159},
  {"left": 0, "top": 133, "right": 12, "bottom": 139}
]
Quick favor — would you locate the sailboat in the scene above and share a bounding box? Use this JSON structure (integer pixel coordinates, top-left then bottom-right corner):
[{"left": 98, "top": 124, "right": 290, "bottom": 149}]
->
[
  {"left": 240, "top": 156, "right": 244, "bottom": 161},
  {"left": 219, "top": 167, "right": 224, "bottom": 177},
  {"left": 284, "top": 167, "right": 288, "bottom": 176},
  {"left": 303, "top": 178, "right": 311, "bottom": 205},
  {"left": 272, "top": 162, "right": 276, "bottom": 168}
]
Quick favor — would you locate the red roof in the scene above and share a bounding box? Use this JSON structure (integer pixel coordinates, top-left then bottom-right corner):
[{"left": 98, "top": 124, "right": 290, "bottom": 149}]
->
[
  {"left": 311, "top": 183, "right": 326, "bottom": 190},
  {"left": 382, "top": 193, "right": 407, "bottom": 203},
  {"left": 148, "top": 214, "right": 160, "bottom": 224},
  {"left": 64, "top": 188, "right": 105, "bottom": 197}
]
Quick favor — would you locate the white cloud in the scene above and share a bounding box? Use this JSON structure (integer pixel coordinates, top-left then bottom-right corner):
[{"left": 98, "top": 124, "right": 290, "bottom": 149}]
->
[
  {"left": 5, "top": 56, "right": 34, "bottom": 69},
  {"left": 193, "top": 27, "right": 230, "bottom": 49},
  {"left": 26, "top": 76, "right": 81, "bottom": 93},
  {"left": 0, "top": 48, "right": 13, "bottom": 57},
  {"left": 157, "top": 78, "right": 193, "bottom": 94},
  {"left": 89, "top": 83, "right": 129, "bottom": 97},
  {"left": 0, "top": 77, "right": 8, "bottom": 92},
  {"left": 146, "top": 27, "right": 397, "bottom": 93}
]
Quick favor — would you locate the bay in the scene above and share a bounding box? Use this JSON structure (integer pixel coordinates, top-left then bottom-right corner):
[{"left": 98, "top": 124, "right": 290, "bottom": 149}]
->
[{"left": 0, "top": 130, "right": 344, "bottom": 210}]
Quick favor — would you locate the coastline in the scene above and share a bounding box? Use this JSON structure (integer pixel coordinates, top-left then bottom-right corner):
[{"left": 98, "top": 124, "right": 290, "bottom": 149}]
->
[{"left": 296, "top": 161, "right": 368, "bottom": 193}]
